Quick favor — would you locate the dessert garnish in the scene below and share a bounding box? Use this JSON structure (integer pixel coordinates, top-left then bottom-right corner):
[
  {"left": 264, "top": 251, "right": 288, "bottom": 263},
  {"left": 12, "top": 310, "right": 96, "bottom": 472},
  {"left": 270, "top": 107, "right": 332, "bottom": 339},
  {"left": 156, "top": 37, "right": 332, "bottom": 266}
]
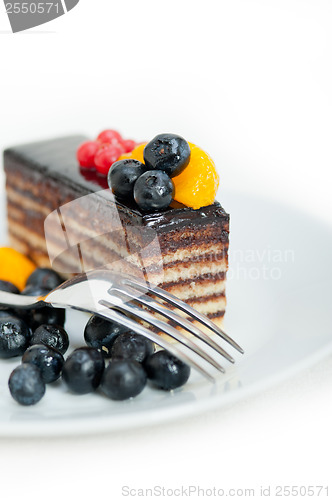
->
[
  {"left": 22, "top": 344, "right": 64, "bottom": 384},
  {"left": 0, "top": 280, "right": 20, "bottom": 295},
  {"left": 84, "top": 314, "right": 129, "bottom": 357},
  {"left": 29, "top": 304, "right": 66, "bottom": 331},
  {"left": 9, "top": 364, "right": 45, "bottom": 406},
  {"left": 108, "top": 133, "right": 188, "bottom": 212},
  {"left": 97, "top": 130, "right": 136, "bottom": 154},
  {"left": 96, "top": 129, "right": 122, "bottom": 144},
  {"left": 116, "top": 133, "right": 188, "bottom": 211},
  {"left": 76, "top": 129, "right": 137, "bottom": 174},
  {"left": 107, "top": 132, "right": 220, "bottom": 211},
  {"left": 121, "top": 139, "right": 136, "bottom": 153},
  {"left": 26, "top": 268, "right": 63, "bottom": 291},
  {"left": 76, "top": 140, "right": 99, "bottom": 169},
  {"left": 94, "top": 143, "right": 124, "bottom": 175},
  {"left": 173, "top": 142, "right": 220, "bottom": 209},
  {"left": 133, "top": 170, "right": 174, "bottom": 211},
  {"left": 143, "top": 133, "right": 191, "bottom": 176},
  {"left": 144, "top": 350, "right": 191, "bottom": 391},
  {"left": 0, "top": 315, "right": 31, "bottom": 358},
  {"left": 111, "top": 331, "right": 155, "bottom": 364},
  {"left": 100, "top": 359, "right": 147, "bottom": 401},
  {"left": 31, "top": 324, "right": 69, "bottom": 355},
  {"left": 0, "top": 247, "right": 36, "bottom": 290},
  {"left": 62, "top": 347, "right": 105, "bottom": 395},
  {"left": 108, "top": 158, "right": 148, "bottom": 200},
  {"left": 119, "top": 142, "right": 146, "bottom": 163},
  {"left": 76, "top": 131, "right": 219, "bottom": 211}
]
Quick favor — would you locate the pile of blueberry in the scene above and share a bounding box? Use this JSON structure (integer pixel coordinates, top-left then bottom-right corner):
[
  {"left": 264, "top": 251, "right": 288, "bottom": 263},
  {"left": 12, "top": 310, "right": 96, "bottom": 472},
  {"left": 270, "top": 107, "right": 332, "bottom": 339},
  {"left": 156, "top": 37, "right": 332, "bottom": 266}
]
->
[
  {"left": 108, "top": 133, "right": 191, "bottom": 212},
  {"left": 0, "top": 269, "right": 190, "bottom": 406}
]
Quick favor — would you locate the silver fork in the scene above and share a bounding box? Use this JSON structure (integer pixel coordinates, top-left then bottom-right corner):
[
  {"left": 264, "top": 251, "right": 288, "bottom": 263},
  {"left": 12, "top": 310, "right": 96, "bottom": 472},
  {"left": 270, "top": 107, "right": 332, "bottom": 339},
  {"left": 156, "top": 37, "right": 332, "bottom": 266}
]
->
[{"left": 0, "top": 270, "right": 243, "bottom": 382}]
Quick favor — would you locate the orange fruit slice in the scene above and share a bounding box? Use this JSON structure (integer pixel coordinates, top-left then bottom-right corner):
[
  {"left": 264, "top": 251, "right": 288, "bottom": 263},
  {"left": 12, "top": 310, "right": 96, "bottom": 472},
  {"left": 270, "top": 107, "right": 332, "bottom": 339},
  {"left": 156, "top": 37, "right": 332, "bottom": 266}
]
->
[
  {"left": 0, "top": 247, "right": 36, "bottom": 291},
  {"left": 173, "top": 143, "right": 219, "bottom": 209}
]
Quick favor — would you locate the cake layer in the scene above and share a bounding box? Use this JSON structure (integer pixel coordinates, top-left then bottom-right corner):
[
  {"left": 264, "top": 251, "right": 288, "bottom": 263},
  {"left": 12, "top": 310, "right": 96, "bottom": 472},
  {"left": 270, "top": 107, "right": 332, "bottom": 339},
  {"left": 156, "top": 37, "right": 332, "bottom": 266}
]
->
[{"left": 4, "top": 135, "right": 230, "bottom": 327}]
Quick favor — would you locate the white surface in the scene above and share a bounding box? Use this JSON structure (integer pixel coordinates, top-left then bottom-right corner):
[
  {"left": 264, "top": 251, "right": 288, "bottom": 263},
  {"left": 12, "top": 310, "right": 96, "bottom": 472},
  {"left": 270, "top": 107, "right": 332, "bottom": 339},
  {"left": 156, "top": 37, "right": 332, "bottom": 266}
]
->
[{"left": 0, "top": 0, "right": 332, "bottom": 498}]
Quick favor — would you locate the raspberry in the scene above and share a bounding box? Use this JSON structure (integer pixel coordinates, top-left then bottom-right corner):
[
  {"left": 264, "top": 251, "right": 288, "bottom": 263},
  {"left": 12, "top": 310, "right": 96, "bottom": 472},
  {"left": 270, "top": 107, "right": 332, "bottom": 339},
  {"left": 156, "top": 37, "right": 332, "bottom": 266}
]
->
[
  {"left": 97, "top": 129, "right": 122, "bottom": 144},
  {"left": 94, "top": 144, "right": 123, "bottom": 175},
  {"left": 76, "top": 141, "right": 99, "bottom": 168},
  {"left": 121, "top": 139, "right": 136, "bottom": 153}
]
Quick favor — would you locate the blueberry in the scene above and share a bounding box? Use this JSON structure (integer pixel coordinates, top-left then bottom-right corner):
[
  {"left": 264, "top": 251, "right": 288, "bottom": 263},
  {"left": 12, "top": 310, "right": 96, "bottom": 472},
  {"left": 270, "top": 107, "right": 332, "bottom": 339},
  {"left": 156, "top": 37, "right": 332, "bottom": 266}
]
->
[
  {"left": 8, "top": 364, "right": 45, "bottom": 406},
  {"left": 111, "top": 332, "right": 155, "bottom": 364},
  {"left": 0, "top": 308, "right": 23, "bottom": 319},
  {"left": 0, "top": 308, "right": 32, "bottom": 329},
  {"left": 62, "top": 347, "right": 105, "bottom": 394},
  {"left": 25, "top": 268, "right": 63, "bottom": 291},
  {"left": 144, "top": 350, "right": 190, "bottom": 390},
  {"left": 108, "top": 159, "right": 148, "bottom": 200},
  {"left": 100, "top": 360, "right": 147, "bottom": 400},
  {"left": 143, "top": 133, "right": 191, "bottom": 177},
  {"left": 134, "top": 170, "right": 174, "bottom": 212},
  {"left": 31, "top": 324, "right": 69, "bottom": 355},
  {"left": 0, "top": 281, "right": 20, "bottom": 316},
  {"left": 0, "top": 316, "right": 31, "bottom": 359},
  {"left": 0, "top": 280, "right": 20, "bottom": 294},
  {"left": 21, "top": 285, "right": 50, "bottom": 296},
  {"left": 29, "top": 306, "right": 66, "bottom": 331},
  {"left": 0, "top": 310, "right": 15, "bottom": 318},
  {"left": 21, "top": 284, "right": 66, "bottom": 330},
  {"left": 84, "top": 314, "right": 129, "bottom": 357},
  {"left": 22, "top": 344, "right": 64, "bottom": 384}
]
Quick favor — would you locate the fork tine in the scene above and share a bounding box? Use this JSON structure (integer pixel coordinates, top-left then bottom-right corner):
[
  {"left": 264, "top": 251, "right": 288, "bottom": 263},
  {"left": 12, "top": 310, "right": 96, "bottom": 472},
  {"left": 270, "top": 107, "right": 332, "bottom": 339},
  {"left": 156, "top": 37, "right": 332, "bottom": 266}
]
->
[
  {"left": 95, "top": 305, "right": 215, "bottom": 382},
  {"left": 123, "top": 278, "right": 244, "bottom": 354},
  {"left": 99, "top": 298, "right": 225, "bottom": 374},
  {"left": 112, "top": 285, "right": 235, "bottom": 363}
]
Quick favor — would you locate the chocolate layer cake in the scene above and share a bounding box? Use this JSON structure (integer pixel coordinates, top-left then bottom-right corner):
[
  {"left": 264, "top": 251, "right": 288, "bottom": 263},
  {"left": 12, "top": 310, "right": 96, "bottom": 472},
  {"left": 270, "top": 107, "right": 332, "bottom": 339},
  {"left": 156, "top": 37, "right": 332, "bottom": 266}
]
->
[{"left": 3, "top": 136, "right": 229, "bottom": 328}]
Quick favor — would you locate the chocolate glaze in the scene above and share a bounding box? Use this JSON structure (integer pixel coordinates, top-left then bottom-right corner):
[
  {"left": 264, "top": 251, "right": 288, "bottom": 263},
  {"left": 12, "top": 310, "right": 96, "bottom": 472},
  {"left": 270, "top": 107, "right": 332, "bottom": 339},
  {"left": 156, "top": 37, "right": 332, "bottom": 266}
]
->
[{"left": 4, "top": 135, "right": 230, "bottom": 233}]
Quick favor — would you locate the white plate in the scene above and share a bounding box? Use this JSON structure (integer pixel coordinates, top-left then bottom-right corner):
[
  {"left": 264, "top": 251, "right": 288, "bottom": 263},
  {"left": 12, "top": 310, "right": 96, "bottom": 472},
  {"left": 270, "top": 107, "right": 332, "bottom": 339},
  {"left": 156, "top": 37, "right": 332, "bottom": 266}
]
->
[{"left": 0, "top": 190, "right": 331, "bottom": 437}]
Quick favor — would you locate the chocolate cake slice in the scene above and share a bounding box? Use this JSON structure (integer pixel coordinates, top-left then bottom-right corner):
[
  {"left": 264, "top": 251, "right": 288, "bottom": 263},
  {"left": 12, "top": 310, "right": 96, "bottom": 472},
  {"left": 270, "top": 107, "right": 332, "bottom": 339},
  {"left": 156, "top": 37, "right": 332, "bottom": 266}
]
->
[{"left": 3, "top": 136, "right": 229, "bottom": 328}]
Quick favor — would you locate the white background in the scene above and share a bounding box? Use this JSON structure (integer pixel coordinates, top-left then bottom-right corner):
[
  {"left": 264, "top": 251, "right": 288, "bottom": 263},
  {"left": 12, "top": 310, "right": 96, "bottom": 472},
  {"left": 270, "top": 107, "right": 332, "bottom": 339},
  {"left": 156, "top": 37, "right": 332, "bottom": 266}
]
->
[{"left": 0, "top": 1, "right": 332, "bottom": 499}]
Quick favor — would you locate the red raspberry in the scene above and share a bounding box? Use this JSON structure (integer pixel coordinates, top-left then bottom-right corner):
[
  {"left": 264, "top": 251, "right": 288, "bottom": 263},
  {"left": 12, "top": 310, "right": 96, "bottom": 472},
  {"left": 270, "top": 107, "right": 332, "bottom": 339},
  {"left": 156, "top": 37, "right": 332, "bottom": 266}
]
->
[
  {"left": 97, "top": 129, "right": 122, "bottom": 144},
  {"left": 76, "top": 141, "right": 99, "bottom": 168},
  {"left": 94, "top": 144, "right": 123, "bottom": 175},
  {"left": 121, "top": 139, "right": 136, "bottom": 153}
]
